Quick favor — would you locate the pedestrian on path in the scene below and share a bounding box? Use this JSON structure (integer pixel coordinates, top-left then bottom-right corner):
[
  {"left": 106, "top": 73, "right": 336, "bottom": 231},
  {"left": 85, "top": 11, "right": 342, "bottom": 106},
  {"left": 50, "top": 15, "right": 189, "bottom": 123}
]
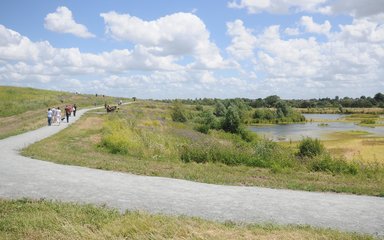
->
[
  {"left": 56, "top": 107, "right": 61, "bottom": 125},
  {"left": 47, "top": 108, "right": 52, "bottom": 126},
  {"left": 65, "top": 105, "right": 72, "bottom": 123},
  {"left": 51, "top": 107, "right": 56, "bottom": 125},
  {"left": 73, "top": 104, "right": 77, "bottom": 117}
]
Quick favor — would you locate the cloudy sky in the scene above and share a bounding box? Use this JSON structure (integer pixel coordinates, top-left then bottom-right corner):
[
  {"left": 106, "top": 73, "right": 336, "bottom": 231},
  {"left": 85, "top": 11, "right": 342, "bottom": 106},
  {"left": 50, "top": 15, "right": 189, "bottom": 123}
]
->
[{"left": 0, "top": 0, "right": 383, "bottom": 99}]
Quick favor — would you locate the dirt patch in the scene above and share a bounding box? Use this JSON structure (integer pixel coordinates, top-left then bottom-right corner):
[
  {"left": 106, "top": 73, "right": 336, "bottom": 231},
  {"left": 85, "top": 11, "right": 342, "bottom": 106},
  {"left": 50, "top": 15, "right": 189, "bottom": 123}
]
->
[
  {"left": 362, "top": 140, "right": 384, "bottom": 146},
  {"left": 77, "top": 116, "right": 104, "bottom": 130},
  {"left": 89, "top": 134, "right": 102, "bottom": 144}
]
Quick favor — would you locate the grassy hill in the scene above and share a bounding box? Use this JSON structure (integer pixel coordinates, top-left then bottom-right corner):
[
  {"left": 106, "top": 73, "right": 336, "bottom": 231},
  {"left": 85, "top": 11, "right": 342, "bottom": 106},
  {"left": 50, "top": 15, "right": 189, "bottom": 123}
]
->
[{"left": 0, "top": 86, "right": 127, "bottom": 139}]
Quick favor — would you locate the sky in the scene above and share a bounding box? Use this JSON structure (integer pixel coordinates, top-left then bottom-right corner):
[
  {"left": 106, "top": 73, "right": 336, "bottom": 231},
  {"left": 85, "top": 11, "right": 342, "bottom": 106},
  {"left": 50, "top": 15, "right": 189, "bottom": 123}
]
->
[{"left": 0, "top": 0, "right": 383, "bottom": 99}]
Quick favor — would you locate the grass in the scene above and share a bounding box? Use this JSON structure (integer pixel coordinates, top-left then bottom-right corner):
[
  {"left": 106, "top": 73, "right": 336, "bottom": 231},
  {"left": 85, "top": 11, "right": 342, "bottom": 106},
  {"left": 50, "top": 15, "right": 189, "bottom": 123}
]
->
[
  {"left": 22, "top": 102, "right": 384, "bottom": 196},
  {"left": 0, "top": 199, "right": 375, "bottom": 240},
  {"left": 0, "top": 86, "right": 128, "bottom": 139},
  {"left": 324, "top": 131, "right": 384, "bottom": 164}
]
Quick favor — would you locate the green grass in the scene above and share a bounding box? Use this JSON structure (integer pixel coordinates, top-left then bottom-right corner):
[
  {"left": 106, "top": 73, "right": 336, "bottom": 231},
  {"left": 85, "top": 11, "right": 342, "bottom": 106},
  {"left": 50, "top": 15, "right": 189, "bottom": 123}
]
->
[
  {"left": 0, "top": 86, "right": 129, "bottom": 139},
  {"left": 0, "top": 199, "right": 374, "bottom": 240},
  {"left": 22, "top": 102, "right": 384, "bottom": 196}
]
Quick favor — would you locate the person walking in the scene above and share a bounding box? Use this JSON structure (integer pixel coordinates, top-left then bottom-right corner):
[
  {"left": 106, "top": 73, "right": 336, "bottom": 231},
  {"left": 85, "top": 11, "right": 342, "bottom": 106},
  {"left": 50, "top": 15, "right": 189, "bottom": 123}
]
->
[
  {"left": 51, "top": 107, "right": 56, "bottom": 125},
  {"left": 73, "top": 104, "right": 77, "bottom": 117},
  {"left": 47, "top": 108, "right": 52, "bottom": 126},
  {"left": 56, "top": 107, "right": 61, "bottom": 125},
  {"left": 65, "top": 105, "right": 71, "bottom": 123}
]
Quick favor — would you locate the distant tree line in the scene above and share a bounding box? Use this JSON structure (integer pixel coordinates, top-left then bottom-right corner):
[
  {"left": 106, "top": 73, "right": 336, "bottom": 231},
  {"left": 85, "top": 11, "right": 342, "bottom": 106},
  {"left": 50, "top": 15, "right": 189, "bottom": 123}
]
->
[{"left": 161, "top": 92, "right": 384, "bottom": 109}]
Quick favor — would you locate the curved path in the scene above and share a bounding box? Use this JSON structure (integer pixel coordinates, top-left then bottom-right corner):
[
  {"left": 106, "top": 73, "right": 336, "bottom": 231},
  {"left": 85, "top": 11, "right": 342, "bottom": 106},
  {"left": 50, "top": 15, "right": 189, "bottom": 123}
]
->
[{"left": 0, "top": 107, "right": 383, "bottom": 237}]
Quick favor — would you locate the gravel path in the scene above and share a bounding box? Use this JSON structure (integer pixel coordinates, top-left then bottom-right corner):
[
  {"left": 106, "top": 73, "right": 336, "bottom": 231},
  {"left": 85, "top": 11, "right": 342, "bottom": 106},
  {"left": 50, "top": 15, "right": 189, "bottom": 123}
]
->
[{"left": 0, "top": 106, "right": 383, "bottom": 237}]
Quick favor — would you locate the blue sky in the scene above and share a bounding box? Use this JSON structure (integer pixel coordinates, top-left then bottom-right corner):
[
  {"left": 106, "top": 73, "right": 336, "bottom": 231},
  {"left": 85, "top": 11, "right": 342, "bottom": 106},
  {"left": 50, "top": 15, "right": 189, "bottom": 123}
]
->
[{"left": 0, "top": 0, "right": 383, "bottom": 99}]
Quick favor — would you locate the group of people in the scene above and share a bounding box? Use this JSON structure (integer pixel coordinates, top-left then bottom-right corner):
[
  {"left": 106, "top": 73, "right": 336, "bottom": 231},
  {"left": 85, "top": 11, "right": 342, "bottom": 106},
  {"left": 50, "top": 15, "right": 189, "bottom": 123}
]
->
[{"left": 47, "top": 104, "right": 77, "bottom": 126}]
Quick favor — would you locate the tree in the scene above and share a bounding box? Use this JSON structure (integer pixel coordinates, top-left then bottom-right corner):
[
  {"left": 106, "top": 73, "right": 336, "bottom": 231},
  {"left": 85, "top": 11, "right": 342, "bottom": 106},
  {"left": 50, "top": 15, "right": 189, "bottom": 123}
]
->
[
  {"left": 275, "top": 101, "right": 291, "bottom": 117},
  {"left": 222, "top": 106, "right": 241, "bottom": 134},
  {"left": 214, "top": 101, "right": 227, "bottom": 117},
  {"left": 374, "top": 93, "right": 384, "bottom": 103},
  {"left": 264, "top": 95, "right": 280, "bottom": 107}
]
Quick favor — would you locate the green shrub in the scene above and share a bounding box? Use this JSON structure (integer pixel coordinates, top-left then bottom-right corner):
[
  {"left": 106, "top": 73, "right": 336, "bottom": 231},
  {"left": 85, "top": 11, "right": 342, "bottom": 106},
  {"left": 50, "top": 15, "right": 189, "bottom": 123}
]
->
[
  {"left": 221, "top": 106, "right": 241, "bottom": 134},
  {"left": 309, "top": 154, "right": 359, "bottom": 175},
  {"left": 298, "top": 138, "right": 325, "bottom": 158},
  {"left": 180, "top": 137, "right": 296, "bottom": 170},
  {"left": 214, "top": 101, "right": 227, "bottom": 117},
  {"left": 195, "top": 105, "right": 204, "bottom": 111},
  {"left": 171, "top": 102, "right": 187, "bottom": 122}
]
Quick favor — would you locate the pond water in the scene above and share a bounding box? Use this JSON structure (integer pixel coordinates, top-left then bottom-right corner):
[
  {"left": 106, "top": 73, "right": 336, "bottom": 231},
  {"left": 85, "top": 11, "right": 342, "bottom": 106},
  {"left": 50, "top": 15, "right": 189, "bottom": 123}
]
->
[{"left": 249, "top": 114, "right": 384, "bottom": 141}]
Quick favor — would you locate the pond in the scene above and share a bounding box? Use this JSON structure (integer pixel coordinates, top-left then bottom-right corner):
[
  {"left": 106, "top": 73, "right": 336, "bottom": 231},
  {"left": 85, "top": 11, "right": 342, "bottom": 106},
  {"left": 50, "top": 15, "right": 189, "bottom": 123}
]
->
[{"left": 249, "top": 114, "right": 384, "bottom": 141}]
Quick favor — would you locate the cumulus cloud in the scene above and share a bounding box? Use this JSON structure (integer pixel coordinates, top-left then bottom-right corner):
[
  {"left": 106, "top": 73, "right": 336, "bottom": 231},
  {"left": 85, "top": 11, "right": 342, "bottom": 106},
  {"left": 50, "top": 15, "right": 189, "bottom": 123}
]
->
[
  {"left": 337, "top": 18, "right": 384, "bottom": 42},
  {"left": 0, "top": 24, "right": 231, "bottom": 98},
  {"left": 225, "top": 19, "right": 384, "bottom": 98},
  {"left": 284, "top": 27, "right": 300, "bottom": 36},
  {"left": 44, "top": 6, "right": 95, "bottom": 38},
  {"left": 228, "top": 0, "right": 384, "bottom": 19},
  {"left": 329, "top": 0, "right": 384, "bottom": 18},
  {"left": 226, "top": 19, "right": 257, "bottom": 60},
  {"left": 228, "top": 0, "right": 328, "bottom": 14},
  {"left": 100, "top": 12, "right": 225, "bottom": 69},
  {"left": 300, "top": 16, "right": 331, "bottom": 35}
]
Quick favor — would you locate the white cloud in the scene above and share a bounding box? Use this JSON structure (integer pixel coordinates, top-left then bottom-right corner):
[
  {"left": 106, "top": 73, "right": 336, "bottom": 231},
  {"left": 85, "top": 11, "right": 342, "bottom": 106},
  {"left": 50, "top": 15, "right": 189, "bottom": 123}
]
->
[
  {"left": 225, "top": 19, "right": 384, "bottom": 98},
  {"left": 337, "top": 18, "right": 384, "bottom": 42},
  {"left": 284, "top": 27, "right": 300, "bottom": 36},
  {"left": 44, "top": 6, "right": 95, "bottom": 38},
  {"left": 300, "top": 16, "right": 331, "bottom": 35},
  {"left": 329, "top": 0, "right": 384, "bottom": 18},
  {"left": 226, "top": 20, "right": 257, "bottom": 60},
  {"left": 228, "top": 0, "right": 328, "bottom": 14},
  {"left": 100, "top": 12, "right": 225, "bottom": 69}
]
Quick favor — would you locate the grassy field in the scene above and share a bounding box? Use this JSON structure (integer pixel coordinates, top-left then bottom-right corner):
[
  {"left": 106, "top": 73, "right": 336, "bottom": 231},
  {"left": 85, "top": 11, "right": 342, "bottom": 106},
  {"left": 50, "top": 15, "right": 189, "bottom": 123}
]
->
[
  {"left": 0, "top": 86, "right": 128, "bottom": 139},
  {"left": 22, "top": 102, "right": 384, "bottom": 196},
  {"left": 0, "top": 199, "right": 374, "bottom": 240}
]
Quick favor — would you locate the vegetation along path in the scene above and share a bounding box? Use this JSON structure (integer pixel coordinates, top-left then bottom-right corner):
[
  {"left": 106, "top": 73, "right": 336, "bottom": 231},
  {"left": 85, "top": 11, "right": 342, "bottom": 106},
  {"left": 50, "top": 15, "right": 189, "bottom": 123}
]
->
[{"left": 0, "top": 106, "right": 383, "bottom": 237}]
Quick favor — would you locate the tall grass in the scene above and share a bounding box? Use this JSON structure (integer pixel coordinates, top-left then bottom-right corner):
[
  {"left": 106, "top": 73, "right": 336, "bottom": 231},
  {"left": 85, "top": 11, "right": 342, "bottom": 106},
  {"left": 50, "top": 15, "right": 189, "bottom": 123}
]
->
[
  {"left": 100, "top": 115, "right": 183, "bottom": 161},
  {"left": 0, "top": 199, "right": 373, "bottom": 240}
]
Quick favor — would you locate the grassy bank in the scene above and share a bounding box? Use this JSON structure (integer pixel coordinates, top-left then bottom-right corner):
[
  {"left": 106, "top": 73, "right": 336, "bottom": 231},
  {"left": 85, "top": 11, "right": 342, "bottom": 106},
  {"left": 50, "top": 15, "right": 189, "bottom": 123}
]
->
[
  {"left": 22, "top": 102, "right": 384, "bottom": 196},
  {"left": 0, "top": 199, "right": 374, "bottom": 240},
  {"left": 0, "top": 86, "right": 127, "bottom": 139}
]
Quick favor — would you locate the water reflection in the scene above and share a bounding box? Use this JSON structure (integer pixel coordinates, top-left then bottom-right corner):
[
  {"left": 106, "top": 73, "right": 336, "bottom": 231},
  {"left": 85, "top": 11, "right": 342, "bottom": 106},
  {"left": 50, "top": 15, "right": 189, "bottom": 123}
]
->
[{"left": 249, "top": 114, "right": 384, "bottom": 141}]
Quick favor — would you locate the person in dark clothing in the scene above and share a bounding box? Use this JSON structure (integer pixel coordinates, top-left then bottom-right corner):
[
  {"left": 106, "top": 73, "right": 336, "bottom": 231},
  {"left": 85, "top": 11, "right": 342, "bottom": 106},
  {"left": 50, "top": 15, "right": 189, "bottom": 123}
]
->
[
  {"left": 73, "top": 104, "right": 77, "bottom": 116},
  {"left": 65, "top": 105, "right": 72, "bottom": 123}
]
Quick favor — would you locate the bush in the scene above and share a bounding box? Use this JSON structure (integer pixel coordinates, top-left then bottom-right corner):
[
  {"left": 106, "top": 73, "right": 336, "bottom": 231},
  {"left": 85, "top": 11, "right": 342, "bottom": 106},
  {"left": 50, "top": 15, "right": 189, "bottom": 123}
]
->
[
  {"left": 309, "top": 154, "right": 359, "bottom": 175},
  {"left": 298, "top": 138, "right": 325, "bottom": 158},
  {"left": 171, "top": 102, "right": 187, "bottom": 122},
  {"left": 194, "top": 110, "right": 219, "bottom": 134},
  {"left": 214, "top": 101, "right": 227, "bottom": 117},
  {"left": 180, "top": 137, "right": 296, "bottom": 170},
  {"left": 221, "top": 106, "right": 241, "bottom": 134}
]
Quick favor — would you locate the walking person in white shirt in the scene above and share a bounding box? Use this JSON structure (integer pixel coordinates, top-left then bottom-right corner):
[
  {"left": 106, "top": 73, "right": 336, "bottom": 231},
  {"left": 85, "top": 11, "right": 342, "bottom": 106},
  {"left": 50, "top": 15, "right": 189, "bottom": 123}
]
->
[{"left": 56, "top": 107, "right": 61, "bottom": 125}]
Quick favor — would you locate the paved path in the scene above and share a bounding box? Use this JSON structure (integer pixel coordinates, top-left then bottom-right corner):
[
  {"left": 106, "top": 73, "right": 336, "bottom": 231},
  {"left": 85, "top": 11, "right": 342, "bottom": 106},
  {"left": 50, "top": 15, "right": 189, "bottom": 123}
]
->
[{"left": 0, "top": 106, "right": 383, "bottom": 237}]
